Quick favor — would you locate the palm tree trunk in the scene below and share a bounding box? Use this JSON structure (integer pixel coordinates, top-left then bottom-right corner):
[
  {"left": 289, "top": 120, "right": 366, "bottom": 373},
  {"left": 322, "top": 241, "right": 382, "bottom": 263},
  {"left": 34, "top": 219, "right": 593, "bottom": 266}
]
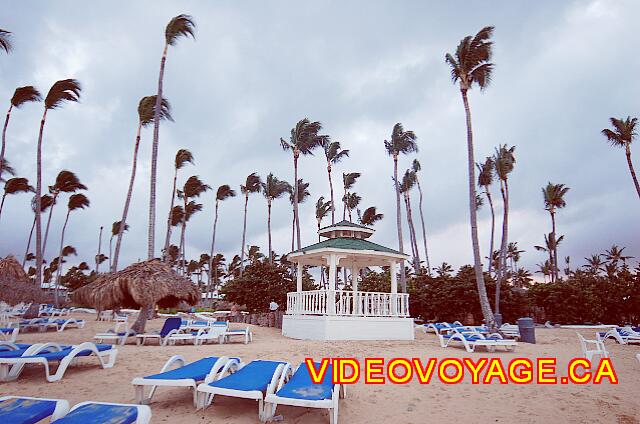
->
[
  {"left": 294, "top": 156, "right": 301, "bottom": 250},
  {"left": 35, "top": 109, "right": 48, "bottom": 288},
  {"left": 23, "top": 216, "right": 36, "bottom": 267},
  {"left": 291, "top": 207, "right": 295, "bottom": 253},
  {"left": 403, "top": 194, "right": 416, "bottom": 269},
  {"left": 624, "top": 145, "right": 640, "bottom": 200},
  {"left": 112, "top": 124, "right": 142, "bottom": 272},
  {"left": 485, "top": 188, "right": 495, "bottom": 277},
  {"left": 343, "top": 186, "right": 347, "bottom": 220},
  {"left": 406, "top": 193, "right": 421, "bottom": 273},
  {"left": 96, "top": 226, "right": 103, "bottom": 273},
  {"left": 415, "top": 177, "right": 431, "bottom": 274},
  {"left": 0, "top": 105, "right": 12, "bottom": 184},
  {"left": 54, "top": 209, "right": 70, "bottom": 306},
  {"left": 328, "top": 164, "right": 335, "bottom": 224},
  {"left": 393, "top": 154, "right": 407, "bottom": 292},
  {"left": 109, "top": 235, "right": 113, "bottom": 270},
  {"left": 162, "top": 166, "right": 179, "bottom": 261},
  {"left": 208, "top": 200, "right": 219, "bottom": 287},
  {"left": 0, "top": 193, "right": 6, "bottom": 223},
  {"left": 267, "top": 199, "right": 273, "bottom": 264},
  {"left": 42, "top": 194, "right": 58, "bottom": 258},
  {"left": 550, "top": 210, "right": 558, "bottom": 283},
  {"left": 131, "top": 304, "right": 152, "bottom": 334},
  {"left": 460, "top": 88, "right": 495, "bottom": 328},
  {"left": 149, "top": 44, "right": 168, "bottom": 260},
  {"left": 495, "top": 179, "right": 509, "bottom": 314},
  {"left": 179, "top": 197, "right": 187, "bottom": 275},
  {"left": 240, "top": 193, "right": 249, "bottom": 276}
]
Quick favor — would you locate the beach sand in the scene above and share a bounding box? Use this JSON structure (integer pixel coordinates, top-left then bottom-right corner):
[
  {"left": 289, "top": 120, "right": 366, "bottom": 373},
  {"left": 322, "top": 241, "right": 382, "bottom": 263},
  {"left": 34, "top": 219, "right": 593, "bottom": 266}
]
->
[{"left": 2, "top": 313, "right": 639, "bottom": 423}]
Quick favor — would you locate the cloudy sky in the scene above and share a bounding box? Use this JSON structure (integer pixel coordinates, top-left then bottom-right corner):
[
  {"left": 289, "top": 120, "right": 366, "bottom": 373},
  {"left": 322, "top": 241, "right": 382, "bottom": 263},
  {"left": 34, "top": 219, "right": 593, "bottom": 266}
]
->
[{"left": 1, "top": 0, "right": 639, "bottom": 277}]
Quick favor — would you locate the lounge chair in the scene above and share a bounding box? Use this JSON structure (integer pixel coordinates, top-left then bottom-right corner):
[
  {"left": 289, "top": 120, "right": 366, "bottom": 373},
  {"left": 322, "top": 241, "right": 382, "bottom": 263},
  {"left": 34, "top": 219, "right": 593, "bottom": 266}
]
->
[
  {"left": 132, "top": 355, "right": 239, "bottom": 406},
  {"left": 135, "top": 317, "right": 182, "bottom": 346},
  {"left": 0, "top": 395, "right": 69, "bottom": 423},
  {"left": 221, "top": 326, "right": 253, "bottom": 344},
  {"left": 597, "top": 327, "right": 640, "bottom": 345},
  {"left": 437, "top": 331, "right": 517, "bottom": 353},
  {"left": 0, "top": 343, "right": 35, "bottom": 358},
  {"left": 577, "top": 333, "right": 609, "bottom": 363},
  {"left": 164, "top": 322, "right": 229, "bottom": 346},
  {"left": 197, "top": 359, "right": 291, "bottom": 421},
  {"left": 499, "top": 323, "right": 520, "bottom": 339},
  {"left": 45, "top": 318, "right": 86, "bottom": 332},
  {"left": 0, "top": 327, "right": 18, "bottom": 343},
  {"left": 95, "top": 320, "right": 136, "bottom": 345},
  {"left": 265, "top": 361, "right": 345, "bottom": 424},
  {"left": 0, "top": 341, "right": 118, "bottom": 382},
  {"left": 423, "top": 321, "right": 463, "bottom": 334}
]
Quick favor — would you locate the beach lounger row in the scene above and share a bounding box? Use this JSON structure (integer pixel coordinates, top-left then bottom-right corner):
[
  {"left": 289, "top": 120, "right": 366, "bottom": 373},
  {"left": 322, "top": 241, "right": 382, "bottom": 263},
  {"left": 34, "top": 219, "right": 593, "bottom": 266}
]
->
[
  {"left": 0, "top": 396, "right": 150, "bottom": 423},
  {"left": 14, "top": 317, "right": 85, "bottom": 333},
  {"left": 437, "top": 330, "right": 517, "bottom": 353},
  {"left": 597, "top": 327, "right": 640, "bottom": 345}
]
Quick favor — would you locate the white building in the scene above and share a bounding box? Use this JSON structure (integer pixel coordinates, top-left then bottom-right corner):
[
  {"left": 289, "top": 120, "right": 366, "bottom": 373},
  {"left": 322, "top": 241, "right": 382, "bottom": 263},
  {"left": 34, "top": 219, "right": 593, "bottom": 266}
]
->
[{"left": 282, "top": 220, "right": 414, "bottom": 341}]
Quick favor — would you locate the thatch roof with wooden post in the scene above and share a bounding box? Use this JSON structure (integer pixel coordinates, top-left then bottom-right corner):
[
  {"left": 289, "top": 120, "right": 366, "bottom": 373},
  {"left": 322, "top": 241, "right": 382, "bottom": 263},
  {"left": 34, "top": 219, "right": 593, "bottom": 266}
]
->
[
  {"left": 73, "top": 259, "right": 200, "bottom": 310},
  {"left": 0, "top": 255, "right": 48, "bottom": 305}
]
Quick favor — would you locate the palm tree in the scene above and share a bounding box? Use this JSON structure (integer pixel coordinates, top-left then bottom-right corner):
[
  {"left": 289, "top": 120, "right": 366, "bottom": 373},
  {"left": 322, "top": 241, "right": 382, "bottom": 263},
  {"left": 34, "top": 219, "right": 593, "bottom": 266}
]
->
[
  {"left": 178, "top": 200, "right": 203, "bottom": 273},
  {"left": 603, "top": 245, "right": 633, "bottom": 270},
  {"left": 477, "top": 157, "right": 496, "bottom": 275},
  {"left": 446, "top": 26, "right": 496, "bottom": 327},
  {"left": 506, "top": 241, "right": 524, "bottom": 274},
  {"left": 240, "top": 173, "right": 261, "bottom": 275},
  {"left": 261, "top": 173, "right": 289, "bottom": 264},
  {"left": 208, "top": 184, "right": 236, "bottom": 286},
  {"left": 280, "top": 118, "right": 324, "bottom": 250},
  {"left": 400, "top": 169, "right": 420, "bottom": 272},
  {"left": 178, "top": 176, "right": 210, "bottom": 272},
  {"left": 358, "top": 206, "right": 383, "bottom": 227},
  {"left": 534, "top": 232, "right": 564, "bottom": 277},
  {"left": 0, "top": 159, "right": 15, "bottom": 182},
  {"left": 582, "top": 254, "right": 603, "bottom": 275},
  {"left": 95, "top": 225, "right": 105, "bottom": 273},
  {"left": 542, "top": 182, "right": 569, "bottom": 282},
  {"left": 53, "top": 193, "right": 89, "bottom": 305},
  {"left": 341, "top": 172, "right": 360, "bottom": 220},
  {"left": 315, "top": 196, "right": 332, "bottom": 237},
  {"left": 1, "top": 86, "right": 42, "bottom": 183},
  {"left": 288, "top": 179, "right": 310, "bottom": 252},
  {"left": 0, "top": 29, "right": 11, "bottom": 54},
  {"left": 411, "top": 159, "right": 431, "bottom": 275},
  {"left": 343, "top": 192, "right": 362, "bottom": 223},
  {"left": 148, "top": 14, "right": 196, "bottom": 260},
  {"left": 113, "top": 96, "right": 172, "bottom": 272},
  {"left": 109, "top": 220, "right": 129, "bottom": 270},
  {"left": 512, "top": 268, "right": 533, "bottom": 289},
  {"left": 24, "top": 194, "right": 53, "bottom": 267},
  {"left": 601, "top": 116, "right": 640, "bottom": 199},
  {"left": 493, "top": 144, "right": 515, "bottom": 315},
  {"left": 536, "top": 260, "right": 553, "bottom": 283},
  {"left": 0, "top": 177, "right": 33, "bottom": 223},
  {"left": 43, "top": 170, "right": 86, "bottom": 257},
  {"left": 384, "top": 123, "right": 418, "bottom": 292},
  {"left": 162, "top": 148, "right": 193, "bottom": 261},
  {"left": 435, "top": 262, "right": 454, "bottom": 278},
  {"left": 35, "top": 79, "right": 81, "bottom": 287},
  {"left": 321, "top": 140, "right": 349, "bottom": 224}
]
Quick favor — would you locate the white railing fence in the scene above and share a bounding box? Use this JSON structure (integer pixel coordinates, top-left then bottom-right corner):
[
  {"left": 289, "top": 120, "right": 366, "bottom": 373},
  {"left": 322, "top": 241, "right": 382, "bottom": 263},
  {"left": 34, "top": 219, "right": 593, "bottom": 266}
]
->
[{"left": 286, "top": 290, "right": 409, "bottom": 318}]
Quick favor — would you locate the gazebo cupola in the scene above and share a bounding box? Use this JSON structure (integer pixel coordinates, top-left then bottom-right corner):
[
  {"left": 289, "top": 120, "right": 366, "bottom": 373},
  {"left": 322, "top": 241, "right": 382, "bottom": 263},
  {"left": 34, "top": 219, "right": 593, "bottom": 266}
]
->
[{"left": 318, "top": 220, "right": 374, "bottom": 240}]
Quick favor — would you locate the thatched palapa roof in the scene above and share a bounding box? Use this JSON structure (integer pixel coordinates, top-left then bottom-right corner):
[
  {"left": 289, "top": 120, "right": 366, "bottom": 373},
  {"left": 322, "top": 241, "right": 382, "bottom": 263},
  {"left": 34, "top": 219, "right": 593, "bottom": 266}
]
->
[
  {"left": 73, "top": 259, "right": 200, "bottom": 310},
  {"left": 0, "top": 255, "right": 49, "bottom": 305}
]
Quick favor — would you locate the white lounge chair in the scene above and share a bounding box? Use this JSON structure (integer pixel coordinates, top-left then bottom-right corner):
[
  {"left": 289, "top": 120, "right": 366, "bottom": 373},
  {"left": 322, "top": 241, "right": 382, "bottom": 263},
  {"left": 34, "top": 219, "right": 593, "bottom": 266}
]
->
[
  {"left": 0, "top": 395, "right": 69, "bottom": 422},
  {"left": 135, "top": 317, "right": 183, "bottom": 346},
  {"left": 132, "top": 355, "right": 239, "bottom": 406},
  {"left": 0, "top": 327, "right": 18, "bottom": 343},
  {"left": 437, "top": 331, "right": 517, "bottom": 353},
  {"left": 499, "top": 323, "right": 520, "bottom": 339},
  {"left": 94, "top": 319, "right": 136, "bottom": 345},
  {"left": 0, "top": 341, "right": 118, "bottom": 382},
  {"left": 197, "top": 359, "right": 291, "bottom": 421},
  {"left": 265, "top": 361, "right": 345, "bottom": 424},
  {"left": 221, "top": 326, "right": 253, "bottom": 344},
  {"left": 577, "top": 333, "right": 609, "bottom": 363}
]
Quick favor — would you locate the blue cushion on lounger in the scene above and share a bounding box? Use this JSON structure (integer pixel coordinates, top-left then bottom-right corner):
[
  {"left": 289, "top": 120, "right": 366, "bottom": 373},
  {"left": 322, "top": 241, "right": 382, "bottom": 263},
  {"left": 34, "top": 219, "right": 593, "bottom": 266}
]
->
[
  {"left": 145, "top": 356, "right": 234, "bottom": 381},
  {"left": 159, "top": 317, "right": 182, "bottom": 337},
  {"left": 208, "top": 360, "right": 285, "bottom": 392},
  {"left": 275, "top": 362, "right": 334, "bottom": 401},
  {"left": 0, "top": 397, "right": 58, "bottom": 424},
  {"left": 54, "top": 403, "right": 138, "bottom": 424}
]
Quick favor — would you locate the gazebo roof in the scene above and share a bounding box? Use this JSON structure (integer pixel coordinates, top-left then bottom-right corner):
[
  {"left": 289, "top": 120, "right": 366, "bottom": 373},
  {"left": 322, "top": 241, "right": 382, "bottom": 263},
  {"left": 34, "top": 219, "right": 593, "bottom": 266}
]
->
[
  {"left": 295, "top": 237, "right": 401, "bottom": 254},
  {"left": 318, "top": 220, "right": 374, "bottom": 239},
  {"left": 318, "top": 220, "right": 372, "bottom": 232},
  {"left": 287, "top": 237, "right": 409, "bottom": 267}
]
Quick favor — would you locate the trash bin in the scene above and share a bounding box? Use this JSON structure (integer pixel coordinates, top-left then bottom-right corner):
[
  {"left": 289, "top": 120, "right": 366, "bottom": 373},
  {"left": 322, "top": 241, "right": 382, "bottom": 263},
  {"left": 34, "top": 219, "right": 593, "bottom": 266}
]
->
[
  {"left": 516, "top": 317, "right": 536, "bottom": 344},
  {"left": 494, "top": 313, "right": 503, "bottom": 328}
]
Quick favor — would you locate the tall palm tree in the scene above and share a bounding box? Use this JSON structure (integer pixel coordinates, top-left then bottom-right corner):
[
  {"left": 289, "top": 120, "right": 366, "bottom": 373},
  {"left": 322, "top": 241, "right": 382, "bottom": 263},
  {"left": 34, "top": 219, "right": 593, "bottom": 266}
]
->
[
  {"left": 288, "top": 179, "right": 310, "bottom": 252},
  {"left": 35, "top": 79, "right": 81, "bottom": 287},
  {"left": 506, "top": 241, "right": 524, "bottom": 274},
  {"left": 343, "top": 192, "right": 362, "bottom": 222},
  {"left": 445, "top": 26, "right": 496, "bottom": 327},
  {"left": 95, "top": 225, "right": 104, "bottom": 273},
  {"left": 113, "top": 96, "right": 172, "bottom": 272},
  {"left": 240, "top": 173, "right": 261, "bottom": 275},
  {"left": 280, "top": 118, "right": 324, "bottom": 250},
  {"left": 162, "top": 148, "right": 193, "bottom": 261},
  {"left": 178, "top": 200, "right": 203, "bottom": 273},
  {"left": 148, "top": 14, "right": 196, "bottom": 262},
  {"left": 315, "top": 196, "right": 332, "bottom": 237},
  {"left": 341, "top": 172, "right": 360, "bottom": 220},
  {"left": 0, "top": 29, "right": 11, "bottom": 54},
  {"left": 536, "top": 260, "right": 553, "bottom": 283},
  {"left": 542, "top": 182, "right": 569, "bottom": 282},
  {"left": 493, "top": 144, "right": 515, "bottom": 314},
  {"left": 24, "top": 194, "right": 53, "bottom": 267},
  {"left": 321, "top": 140, "right": 349, "bottom": 224},
  {"left": 178, "top": 176, "right": 210, "bottom": 272},
  {"left": 582, "top": 254, "right": 603, "bottom": 275},
  {"left": 53, "top": 193, "right": 89, "bottom": 305},
  {"left": 0, "top": 160, "right": 15, "bottom": 182},
  {"left": 384, "top": 123, "right": 417, "bottom": 292},
  {"left": 1, "top": 86, "right": 42, "bottom": 183},
  {"left": 601, "top": 116, "right": 640, "bottom": 199},
  {"left": 358, "top": 206, "right": 383, "bottom": 227},
  {"left": 208, "top": 184, "right": 235, "bottom": 286},
  {"left": 43, "top": 170, "right": 86, "bottom": 257},
  {"left": 261, "top": 173, "right": 289, "bottom": 264},
  {"left": 477, "top": 157, "right": 496, "bottom": 275},
  {"left": 109, "top": 220, "right": 129, "bottom": 270},
  {"left": 603, "top": 245, "right": 633, "bottom": 270},
  {"left": 0, "top": 177, "right": 33, "bottom": 223},
  {"left": 411, "top": 159, "right": 431, "bottom": 274},
  {"left": 400, "top": 169, "right": 420, "bottom": 273}
]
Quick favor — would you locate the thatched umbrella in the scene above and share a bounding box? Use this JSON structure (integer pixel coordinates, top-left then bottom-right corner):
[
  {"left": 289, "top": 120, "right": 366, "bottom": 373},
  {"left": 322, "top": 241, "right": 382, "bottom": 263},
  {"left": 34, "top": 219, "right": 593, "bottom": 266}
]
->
[
  {"left": 0, "top": 255, "right": 49, "bottom": 305},
  {"left": 73, "top": 259, "right": 200, "bottom": 332}
]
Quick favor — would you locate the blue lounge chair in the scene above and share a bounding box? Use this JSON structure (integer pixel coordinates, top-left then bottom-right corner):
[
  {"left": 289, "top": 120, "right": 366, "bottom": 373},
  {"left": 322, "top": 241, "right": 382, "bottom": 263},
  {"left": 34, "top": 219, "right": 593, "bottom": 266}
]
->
[
  {"left": 437, "top": 331, "right": 517, "bottom": 353},
  {"left": 0, "top": 396, "right": 69, "bottom": 424},
  {"left": 131, "top": 355, "right": 239, "bottom": 406},
  {"left": 0, "top": 327, "right": 18, "bottom": 342},
  {"left": 197, "top": 359, "right": 291, "bottom": 421},
  {"left": 53, "top": 401, "right": 151, "bottom": 423},
  {"left": 265, "top": 362, "right": 345, "bottom": 424},
  {"left": 135, "top": 317, "right": 182, "bottom": 346},
  {"left": 0, "top": 341, "right": 117, "bottom": 382}
]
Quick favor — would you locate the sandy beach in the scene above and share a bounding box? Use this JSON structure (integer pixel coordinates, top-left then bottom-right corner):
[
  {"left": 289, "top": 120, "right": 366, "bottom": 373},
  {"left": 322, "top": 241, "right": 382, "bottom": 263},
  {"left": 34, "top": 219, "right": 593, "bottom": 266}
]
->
[{"left": 2, "top": 313, "right": 639, "bottom": 423}]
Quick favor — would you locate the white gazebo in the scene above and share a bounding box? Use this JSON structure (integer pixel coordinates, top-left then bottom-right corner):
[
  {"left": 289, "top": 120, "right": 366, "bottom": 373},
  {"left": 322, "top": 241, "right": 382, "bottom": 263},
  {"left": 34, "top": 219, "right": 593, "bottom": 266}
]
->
[{"left": 282, "top": 220, "right": 414, "bottom": 341}]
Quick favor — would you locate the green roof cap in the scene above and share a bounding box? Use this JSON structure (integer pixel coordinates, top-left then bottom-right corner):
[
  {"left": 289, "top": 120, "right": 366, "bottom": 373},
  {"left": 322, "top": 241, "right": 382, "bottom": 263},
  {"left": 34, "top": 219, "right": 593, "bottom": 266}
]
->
[
  {"left": 318, "top": 220, "right": 372, "bottom": 231},
  {"left": 294, "top": 237, "right": 403, "bottom": 255}
]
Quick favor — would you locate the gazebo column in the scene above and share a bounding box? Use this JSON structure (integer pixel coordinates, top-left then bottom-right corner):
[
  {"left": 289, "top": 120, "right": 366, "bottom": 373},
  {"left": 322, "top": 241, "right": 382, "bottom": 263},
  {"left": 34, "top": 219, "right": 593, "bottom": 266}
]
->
[
  {"left": 351, "top": 263, "right": 360, "bottom": 315},
  {"left": 296, "top": 262, "right": 303, "bottom": 292},
  {"left": 389, "top": 260, "right": 398, "bottom": 316},
  {"left": 326, "top": 254, "right": 337, "bottom": 315}
]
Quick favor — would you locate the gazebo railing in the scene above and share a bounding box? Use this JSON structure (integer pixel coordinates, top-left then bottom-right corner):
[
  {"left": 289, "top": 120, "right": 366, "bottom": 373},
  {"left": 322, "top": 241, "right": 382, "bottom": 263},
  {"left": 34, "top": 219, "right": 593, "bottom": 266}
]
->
[{"left": 286, "top": 290, "right": 409, "bottom": 317}]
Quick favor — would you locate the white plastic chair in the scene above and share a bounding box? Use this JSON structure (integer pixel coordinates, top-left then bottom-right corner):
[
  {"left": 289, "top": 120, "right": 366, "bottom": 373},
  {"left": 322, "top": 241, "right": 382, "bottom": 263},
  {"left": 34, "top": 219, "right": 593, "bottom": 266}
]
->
[{"left": 577, "top": 333, "right": 609, "bottom": 363}]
